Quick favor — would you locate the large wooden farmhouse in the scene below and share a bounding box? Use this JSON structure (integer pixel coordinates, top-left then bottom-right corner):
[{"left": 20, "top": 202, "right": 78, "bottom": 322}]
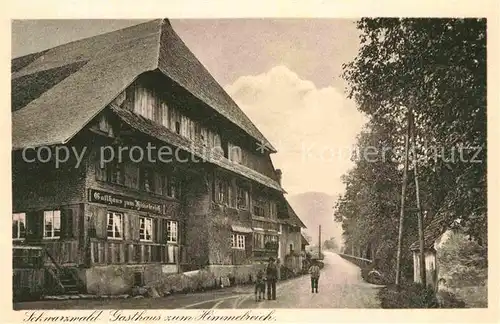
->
[{"left": 11, "top": 19, "right": 307, "bottom": 296}]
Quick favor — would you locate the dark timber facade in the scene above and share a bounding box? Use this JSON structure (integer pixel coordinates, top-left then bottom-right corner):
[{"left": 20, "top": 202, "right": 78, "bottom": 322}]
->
[{"left": 11, "top": 19, "right": 305, "bottom": 296}]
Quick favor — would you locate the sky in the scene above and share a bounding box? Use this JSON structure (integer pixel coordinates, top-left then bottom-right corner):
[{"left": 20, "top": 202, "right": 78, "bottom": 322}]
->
[{"left": 11, "top": 19, "right": 368, "bottom": 197}]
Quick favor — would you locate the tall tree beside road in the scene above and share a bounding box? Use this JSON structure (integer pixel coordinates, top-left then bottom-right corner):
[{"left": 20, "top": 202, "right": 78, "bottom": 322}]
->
[{"left": 341, "top": 18, "right": 486, "bottom": 244}]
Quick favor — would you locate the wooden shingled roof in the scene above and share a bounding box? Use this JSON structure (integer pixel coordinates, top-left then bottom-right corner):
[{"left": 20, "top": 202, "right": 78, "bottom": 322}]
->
[
  {"left": 410, "top": 212, "right": 451, "bottom": 251},
  {"left": 301, "top": 233, "right": 310, "bottom": 246},
  {"left": 283, "top": 200, "right": 307, "bottom": 228},
  {"left": 11, "top": 19, "right": 276, "bottom": 153}
]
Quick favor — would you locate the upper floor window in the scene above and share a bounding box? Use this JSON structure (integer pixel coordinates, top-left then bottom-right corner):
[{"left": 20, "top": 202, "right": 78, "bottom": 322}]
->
[
  {"left": 44, "top": 210, "right": 61, "bottom": 239},
  {"left": 253, "top": 198, "right": 266, "bottom": 217},
  {"left": 140, "top": 167, "right": 155, "bottom": 193},
  {"left": 109, "top": 162, "right": 124, "bottom": 185},
  {"left": 163, "top": 175, "right": 180, "bottom": 199},
  {"left": 215, "top": 179, "right": 229, "bottom": 204},
  {"left": 12, "top": 213, "right": 26, "bottom": 240},
  {"left": 97, "top": 114, "right": 114, "bottom": 136},
  {"left": 237, "top": 187, "right": 249, "bottom": 210},
  {"left": 170, "top": 109, "right": 181, "bottom": 134},
  {"left": 139, "top": 216, "right": 154, "bottom": 242},
  {"left": 228, "top": 143, "right": 242, "bottom": 164},
  {"left": 212, "top": 133, "right": 223, "bottom": 155},
  {"left": 107, "top": 212, "right": 123, "bottom": 240},
  {"left": 96, "top": 160, "right": 124, "bottom": 186},
  {"left": 228, "top": 184, "right": 236, "bottom": 208},
  {"left": 269, "top": 201, "right": 278, "bottom": 218}
]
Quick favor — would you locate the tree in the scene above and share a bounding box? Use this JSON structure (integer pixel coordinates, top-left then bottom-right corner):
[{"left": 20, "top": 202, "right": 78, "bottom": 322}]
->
[
  {"left": 342, "top": 18, "right": 486, "bottom": 244},
  {"left": 334, "top": 120, "right": 417, "bottom": 281},
  {"left": 323, "top": 237, "right": 338, "bottom": 251}
]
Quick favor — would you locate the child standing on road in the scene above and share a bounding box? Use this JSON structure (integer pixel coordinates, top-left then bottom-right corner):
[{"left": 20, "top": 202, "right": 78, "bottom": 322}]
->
[
  {"left": 254, "top": 269, "right": 266, "bottom": 301},
  {"left": 308, "top": 260, "right": 321, "bottom": 293}
]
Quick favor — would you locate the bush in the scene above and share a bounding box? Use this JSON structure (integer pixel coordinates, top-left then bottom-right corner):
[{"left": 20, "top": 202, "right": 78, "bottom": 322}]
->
[{"left": 379, "top": 282, "right": 439, "bottom": 308}]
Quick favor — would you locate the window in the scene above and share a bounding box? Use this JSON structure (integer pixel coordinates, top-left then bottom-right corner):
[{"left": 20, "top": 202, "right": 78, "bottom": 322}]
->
[
  {"left": 289, "top": 243, "right": 294, "bottom": 253},
  {"left": 139, "top": 217, "right": 154, "bottom": 242},
  {"left": 253, "top": 233, "right": 265, "bottom": 249},
  {"left": 160, "top": 102, "right": 169, "bottom": 128},
  {"left": 98, "top": 114, "right": 112, "bottom": 135},
  {"left": 107, "top": 212, "right": 123, "bottom": 239},
  {"left": 200, "top": 127, "right": 208, "bottom": 147},
  {"left": 232, "top": 234, "right": 245, "bottom": 250},
  {"left": 12, "top": 213, "right": 26, "bottom": 240},
  {"left": 108, "top": 162, "right": 124, "bottom": 185},
  {"left": 237, "top": 187, "right": 249, "bottom": 210},
  {"left": 264, "top": 235, "right": 279, "bottom": 250},
  {"left": 216, "top": 179, "right": 228, "bottom": 204},
  {"left": 170, "top": 108, "right": 181, "bottom": 134},
  {"left": 213, "top": 133, "right": 223, "bottom": 154},
  {"left": 269, "top": 201, "right": 277, "bottom": 218},
  {"left": 164, "top": 176, "right": 180, "bottom": 199},
  {"left": 228, "top": 143, "right": 242, "bottom": 163},
  {"left": 44, "top": 210, "right": 61, "bottom": 239},
  {"left": 228, "top": 184, "right": 236, "bottom": 208},
  {"left": 140, "top": 167, "right": 155, "bottom": 193},
  {"left": 253, "top": 198, "right": 266, "bottom": 217},
  {"left": 166, "top": 220, "right": 178, "bottom": 243}
]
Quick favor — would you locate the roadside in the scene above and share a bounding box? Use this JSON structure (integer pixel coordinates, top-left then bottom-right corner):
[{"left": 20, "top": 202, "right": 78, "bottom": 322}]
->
[{"left": 14, "top": 274, "right": 305, "bottom": 310}]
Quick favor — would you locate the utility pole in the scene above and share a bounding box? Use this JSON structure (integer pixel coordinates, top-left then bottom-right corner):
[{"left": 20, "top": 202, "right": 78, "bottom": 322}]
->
[
  {"left": 318, "top": 225, "right": 322, "bottom": 259},
  {"left": 410, "top": 109, "right": 426, "bottom": 286},
  {"left": 395, "top": 108, "right": 412, "bottom": 286}
]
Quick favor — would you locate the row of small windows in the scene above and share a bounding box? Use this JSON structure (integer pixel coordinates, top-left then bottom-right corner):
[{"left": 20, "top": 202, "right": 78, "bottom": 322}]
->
[
  {"left": 106, "top": 211, "right": 177, "bottom": 243},
  {"left": 214, "top": 179, "right": 278, "bottom": 219},
  {"left": 96, "top": 161, "right": 181, "bottom": 199},
  {"left": 123, "top": 84, "right": 244, "bottom": 164},
  {"left": 13, "top": 211, "right": 62, "bottom": 240},
  {"left": 12, "top": 211, "right": 178, "bottom": 243}
]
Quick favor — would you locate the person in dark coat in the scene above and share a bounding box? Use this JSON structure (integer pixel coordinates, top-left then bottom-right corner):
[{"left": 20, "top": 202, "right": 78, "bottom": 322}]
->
[
  {"left": 266, "top": 257, "right": 278, "bottom": 300},
  {"left": 308, "top": 259, "right": 321, "bottom": 293}
]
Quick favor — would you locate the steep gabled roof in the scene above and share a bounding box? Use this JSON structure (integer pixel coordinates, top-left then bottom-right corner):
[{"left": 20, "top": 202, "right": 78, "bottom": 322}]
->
[
  {"left": 301, "top": 233, "right": 310, "bottom": 246},
  {"left": 284, "top": 199, "right": 307, "bottom": 228},
  {"left": 12, "top": 19, "right": 276, "bottom": 153}
]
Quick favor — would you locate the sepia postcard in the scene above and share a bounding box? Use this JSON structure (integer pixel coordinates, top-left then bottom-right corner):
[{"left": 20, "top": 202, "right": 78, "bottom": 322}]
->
[{"left": 3, "top": 0, "right": 499, "bottom": 323}]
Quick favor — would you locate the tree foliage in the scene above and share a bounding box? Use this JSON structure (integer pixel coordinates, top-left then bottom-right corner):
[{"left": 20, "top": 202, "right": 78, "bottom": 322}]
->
[
  {"left": 438, "top": 231, "right": 487, "bottom": 287},
  {"left": 342, "top": 18, "right": 486, "bottom": 241},
  {"left": 337, "top": 18, "right": 486, "bottom": 281},
  {"left": 323, "top": 237, "right": 338, "bottom": 251}
]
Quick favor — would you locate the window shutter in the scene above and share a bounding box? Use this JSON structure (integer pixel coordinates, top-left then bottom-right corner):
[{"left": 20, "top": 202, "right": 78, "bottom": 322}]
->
[
  {"left": 60, "top": 208, "right": 74, "bottom": 239},
  {"left": 26, "top": 211, "right": 43, "bottom": 241},
  {"left": 159, "top": 219, "right": 167, "bottom": 244},
  {"left": 131, "top": 214, "right": 140, "bottom": 242},
  {"left": 95, "top": 207, "right": 108, "bottom": 240},
  {"left": 123, "top": 213, "right": 130, "bottom": 241},
  {"left": 154, "top": 218, "right": 161, "bottom": 243}
]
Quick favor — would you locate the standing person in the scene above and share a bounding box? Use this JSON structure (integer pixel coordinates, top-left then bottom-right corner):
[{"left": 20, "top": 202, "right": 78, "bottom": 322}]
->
[
  {"left": 266, "top": 257, "right": 278, "bottom": 300},
  {"left": 309, "top": 259, "right": 321, "bottom": 293}
]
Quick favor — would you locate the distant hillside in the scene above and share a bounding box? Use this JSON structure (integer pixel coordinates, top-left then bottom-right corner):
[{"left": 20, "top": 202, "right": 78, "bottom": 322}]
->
[{"left": 287, "top": 192, "right": 343, "bottom": 248}]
